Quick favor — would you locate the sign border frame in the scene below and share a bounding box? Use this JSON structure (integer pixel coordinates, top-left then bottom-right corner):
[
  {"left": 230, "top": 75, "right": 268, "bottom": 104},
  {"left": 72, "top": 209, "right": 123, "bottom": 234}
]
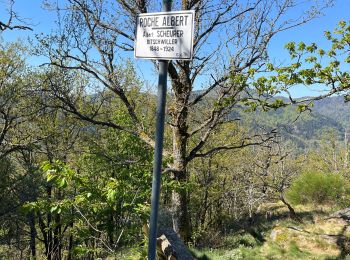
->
[{"left": 134, "top": 10, "right": 195, "bottom": 60}]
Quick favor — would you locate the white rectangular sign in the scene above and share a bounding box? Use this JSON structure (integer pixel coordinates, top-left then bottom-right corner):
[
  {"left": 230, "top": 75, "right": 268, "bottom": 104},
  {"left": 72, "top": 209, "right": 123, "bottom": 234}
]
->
[{"left": 134, "top": 10, "right": 195, "bottom": 60}]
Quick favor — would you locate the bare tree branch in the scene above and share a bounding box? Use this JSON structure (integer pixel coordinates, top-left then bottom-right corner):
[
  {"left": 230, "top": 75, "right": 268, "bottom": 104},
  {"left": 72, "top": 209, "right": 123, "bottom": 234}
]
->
[{"left": 0, "top": 0, "right": 32, "bottom": 32}]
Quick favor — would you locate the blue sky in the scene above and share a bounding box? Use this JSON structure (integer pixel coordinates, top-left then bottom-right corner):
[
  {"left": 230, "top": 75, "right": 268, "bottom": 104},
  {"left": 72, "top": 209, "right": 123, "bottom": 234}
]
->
[{"left": 1, "top": 0, "right": 350, "bottom": 97}]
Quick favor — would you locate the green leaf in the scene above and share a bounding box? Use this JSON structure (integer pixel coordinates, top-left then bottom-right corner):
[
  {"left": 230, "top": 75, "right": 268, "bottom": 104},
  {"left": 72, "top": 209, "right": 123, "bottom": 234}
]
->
[
  {"left": 297, "top": 104, "right": 308, "bottom": 112},
  {"left": 285, "top": 42, "right": 296, "bottom": 52},
  {"left": 41, "top": 161, "right": 51, "bottom": 172},
  {"left": 306, "top": 43, "right": 317, "bottom": 52},
  {"left": 345, "top": 56, "right": 350, "bottom": 63},
  {"left": 338, "top": 20, "right": 346, "bottom": 28},
  {"left": 297, "top": 42, "right": 306, "bottom": 51},
  {"left": 318, "top": 49, "right": 325, "bottom": 56},
  {"left": 21, "top": 202, "right": 37, "bottom": 213},
  {"left": 46, "top": 170, "right": 57, "bottom": 182},
  {"left": 107, "top": 189, "right": 117, "bottom": 203},
  {"left": 266, "top": 63, "right": 274, "bottom": 71},
  {"left": 345, "top": 95, "right": 350, "bottom": 102},
  {"left": 50, "top": 205, "right": 59, "bottom": 213},
  {"left": 58, "top": 177, "right": 67, "bottom": 188},
  {"left": 75, "top": 195, "right": 85, "bottom": 204}
]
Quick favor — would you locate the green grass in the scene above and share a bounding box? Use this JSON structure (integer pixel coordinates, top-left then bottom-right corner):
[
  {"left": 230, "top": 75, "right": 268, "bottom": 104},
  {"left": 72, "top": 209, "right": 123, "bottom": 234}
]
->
[
  {"left": 191, "top": 204, "right": 347, "bottom": 260},
  {"left": 111, "top": 204, "right": 348, "bottom": 259},
  {"left": 192, "top": 242, "right": 313, "bottom": 260}
]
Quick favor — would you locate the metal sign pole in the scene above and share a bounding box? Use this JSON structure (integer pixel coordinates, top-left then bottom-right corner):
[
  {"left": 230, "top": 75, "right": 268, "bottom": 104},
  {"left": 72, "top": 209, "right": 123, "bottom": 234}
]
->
[{"left": 147, "top": 1, "right": 172, "bottom": 259}]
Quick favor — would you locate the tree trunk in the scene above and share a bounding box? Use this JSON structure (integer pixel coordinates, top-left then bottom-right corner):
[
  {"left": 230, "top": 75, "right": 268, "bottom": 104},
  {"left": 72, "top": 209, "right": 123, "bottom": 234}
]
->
[
  {"left": 47, "top": 185, "right": 53, "bottom": 260},
  {"left": 53, "top": 212, "right": 62, "bottom": 260},
  {"left": 28, "top": 212, "right": 37, "bottom": 259},
  {"left": 171, "top": 122, "right": 191, "bottom": 242},
  {"left": 67, "top": 233, "right": 73, "bottom": 260},
  {"left": 199, "top": 186, "right": 209, "bottom": 229},
  {"left": 171, "top": 174, "right": 191, "bottom": 242},
  {"left": 38, "top": 214, "right": 49, "bottom": 259},
  {"left": 280, "top": 193, "right": 300, "bottom": 221},
  {"left": 67, "top": 206, "right": 74, "bottom": 260}
]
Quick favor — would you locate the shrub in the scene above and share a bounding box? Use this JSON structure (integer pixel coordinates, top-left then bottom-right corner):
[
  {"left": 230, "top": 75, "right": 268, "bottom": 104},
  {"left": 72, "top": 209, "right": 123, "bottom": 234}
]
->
[{"left": 286, "top": 172, "right": 350, "bottom": 206}]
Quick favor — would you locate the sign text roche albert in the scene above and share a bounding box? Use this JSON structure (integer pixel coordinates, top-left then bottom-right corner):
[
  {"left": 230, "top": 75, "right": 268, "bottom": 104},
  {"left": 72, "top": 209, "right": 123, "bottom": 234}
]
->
[{"left": 134, "top": 10, "right": 195, "bottom": 60}]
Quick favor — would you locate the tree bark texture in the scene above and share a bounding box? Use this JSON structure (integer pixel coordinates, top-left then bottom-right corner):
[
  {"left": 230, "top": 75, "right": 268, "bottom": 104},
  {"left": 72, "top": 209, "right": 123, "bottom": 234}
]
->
[
  {"left": 170, "top": 65, "right": 192, "bottom": 242},
  {"left": 280, "top": 193, "right": 300, "bottom": 221},
  {"left": 28, "top": 212, "right": 37, "bottom": 259}
]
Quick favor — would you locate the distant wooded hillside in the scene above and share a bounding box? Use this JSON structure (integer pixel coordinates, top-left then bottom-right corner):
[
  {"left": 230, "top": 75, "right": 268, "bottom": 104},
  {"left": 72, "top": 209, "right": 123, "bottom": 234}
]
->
[{"left": 228, "top": 95, "right": 350, "bottom": 149}]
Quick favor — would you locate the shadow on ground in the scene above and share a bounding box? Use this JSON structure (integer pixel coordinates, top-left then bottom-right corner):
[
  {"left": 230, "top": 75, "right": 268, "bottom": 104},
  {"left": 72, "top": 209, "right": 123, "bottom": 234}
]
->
[{"left": 192, "top": 206, "right": 350, "bottom": 260}]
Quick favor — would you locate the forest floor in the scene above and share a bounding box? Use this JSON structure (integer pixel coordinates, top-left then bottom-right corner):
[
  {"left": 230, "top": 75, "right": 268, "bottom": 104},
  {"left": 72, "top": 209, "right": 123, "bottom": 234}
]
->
[{"left": 192, "top": 203, "right": 350, "bottom": 260}]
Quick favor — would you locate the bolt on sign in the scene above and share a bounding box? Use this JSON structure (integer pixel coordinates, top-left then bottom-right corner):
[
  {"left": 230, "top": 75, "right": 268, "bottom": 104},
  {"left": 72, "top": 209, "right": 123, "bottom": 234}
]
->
[{"left": 135, "top": 10, "right": 195, "bottom": 60}]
